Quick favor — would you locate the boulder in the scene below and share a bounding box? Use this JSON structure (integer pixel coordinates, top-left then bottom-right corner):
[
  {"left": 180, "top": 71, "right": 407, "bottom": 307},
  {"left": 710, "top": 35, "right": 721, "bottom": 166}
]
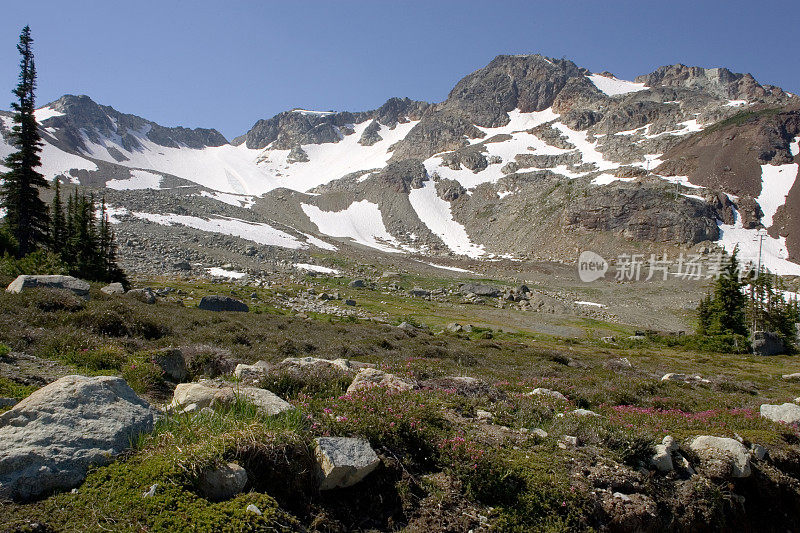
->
[
  {"left": 528, "top": 388, "right": 567, "bottom": 401},
  {"left": 688, "top": 436, "right": 751, "bottom": 478},
  {"left": 170, "top": 381, "right": 292, "bottom": 417},
  {"left": 198, "top": 295, "right": 249, "bottom": 312},
  {"left": 314, "top": 437, "right": 380, "bottom": 490},
  {"left": 752, "top": 331, "right": 786, "bottom": 356},
  {"left": 0, "top": 375, "right": 156, "bottom": 500},
  {"left": 234, "top": 361, "right": 271, "bottom": 383},
  {"left": 407, "top": 288, "right": 431, "bottom": 297},
  {"left": 571, "top": 408, "right": 600, "bottom": 417},
  {"left": 126, "top": 288, "right": 156, "bottom": 304},
  {"left": 151, "top": 348, "right": 187, "bottom": 382},
  {"left": 100, "top": 282, "right": 125, "bottom": 295},
  {"left": 280, "top": 356, "right": 371, "bottom": 374},
  {"left": 458, "top": 283, "right": 500, "bottom": 297},
  {"left": 348, "top": 279, "right": 366, "bottom": 288},
  {"left": 347, "top": 368, "right": 416, "bottom": 394},
  {"left": 344, "top": 299, "right": 356, "bottom": 306},
  {"left": 781, "top": 372, "right": 800, "bottom": 381},
  {"left": 199, "top": 463, "right": 248, "bottom": 501},
  {"left": 760, "top": 402, "right": 800, "bottom": 424},
  {"left": 6, "top": 275, "right": 90, "bottom": 299},
  {"left": 650, "top": 438, "right": 676, "bottom": 473}
]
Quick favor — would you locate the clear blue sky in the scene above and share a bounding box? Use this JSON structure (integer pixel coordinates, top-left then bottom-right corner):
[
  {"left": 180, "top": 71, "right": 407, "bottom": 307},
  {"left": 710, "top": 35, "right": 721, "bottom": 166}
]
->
[{"left": 1, "top": 1, "right": 797, "bottom": 140}]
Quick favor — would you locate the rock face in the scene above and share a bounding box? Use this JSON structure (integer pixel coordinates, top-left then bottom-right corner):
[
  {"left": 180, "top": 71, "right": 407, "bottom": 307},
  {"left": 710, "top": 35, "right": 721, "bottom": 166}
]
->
[
  {"left": 760, "top": 403, "right": 800, "bottom": 424},
  {"left": 198, "top": 295, "right": 249, "bottom": 313},
  {"left": 6, "top": 275, "right": 90, "bottom": 298},
  {"left": 314, "top": 437, "right": 381, "bottom": 490},
  {"left": 170, "top": 381, "right": 292, "bottom": 417},
  {"left": 751, "top": 331, "right": 786, "bottom": 356},
  {"left": 688, "top": 436, "right": 751, "bottom": 478},
  {"left": 346, "top": 368, "right": 416, "bottom": 394},
  {"left": 234, "top": 361, "right": 271, "bottom": 383},
  {"left": 199, "top": 463, "right": 248, "bottom": 501},
  {"left": 0, "top": 375, "right": 156, "bottom": 500}
]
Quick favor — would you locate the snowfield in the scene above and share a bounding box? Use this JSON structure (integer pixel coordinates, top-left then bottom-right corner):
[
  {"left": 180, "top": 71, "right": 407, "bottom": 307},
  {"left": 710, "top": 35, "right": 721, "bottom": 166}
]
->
[
  {"left": 587, "top": 74, "right": 648, "bottom": 96},
  {"left": 106, "top": 170, "right": 163, "bottom": 190},
  {"left": 301, "top": 200, "right": 403, "bottom": 254},
  {"left": 408, "top": 180, "right": 485, "bottom": 258},
  {"left": 132, "top": 212, "right": 308, "bottom": 250}
]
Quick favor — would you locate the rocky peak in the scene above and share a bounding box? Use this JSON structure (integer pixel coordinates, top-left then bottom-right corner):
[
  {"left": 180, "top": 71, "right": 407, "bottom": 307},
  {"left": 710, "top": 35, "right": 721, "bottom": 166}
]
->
[
  {"left": 41, "top": 94, "right": 228, "bottom": 152},
  {"left": 635, "top": 64, "right": 768, "bottom": 100}
]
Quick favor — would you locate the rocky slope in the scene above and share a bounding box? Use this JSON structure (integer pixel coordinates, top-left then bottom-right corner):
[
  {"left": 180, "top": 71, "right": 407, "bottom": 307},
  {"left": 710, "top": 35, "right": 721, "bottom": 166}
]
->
[{"left": 1, "top": 54, "right": 799, "bottom": 276}]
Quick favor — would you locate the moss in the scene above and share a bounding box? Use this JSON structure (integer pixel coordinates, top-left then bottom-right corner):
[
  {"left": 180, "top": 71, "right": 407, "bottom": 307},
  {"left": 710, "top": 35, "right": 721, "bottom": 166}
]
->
[{"left": 0, "top": 376, "right": 37, "bottom": 400}]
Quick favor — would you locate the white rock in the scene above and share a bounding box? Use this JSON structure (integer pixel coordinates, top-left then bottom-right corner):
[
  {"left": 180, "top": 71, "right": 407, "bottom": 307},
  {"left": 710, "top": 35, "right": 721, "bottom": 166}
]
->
[
  {"left": 246, "top": 503, "right": 262, "bottom": 515},
  {"left": 663, "top": 435, "right": 678, "bottom": 453},
  {"left": 346, "top": 368, "right": 415, "bottom": 394},
  {"left": 571, "top": 408, "right": 600, "bottom": 417},
  {"left": 100, "top": 282, "right": 125, "bottom": 295},
  {"left": 531, "top": 428, "right": 548, "bottom": 438},
  {"left": 650, "top": 444, "right": 674, "bottom": 472},
  {"left": 475, "top": 409, "right": 493, "bottom": 421},
  {"left": 142, "top": 483, "right": 158, "bottom": 498},
  {"left": 234, "top": 361, "right": 270, "bottom": 383},
  {"left": 170, "top": 381, "right": 292, "bottom": 417},
  {"left": 0, "top": 375, "right": 156, "bottom": 500},
  {"left": 6, "top": 274, "right": 90, "bottom": 298},
  {"left": 199, "top": 462, "right": 248, "bottom": 501},
  {"left": 528, "top": 388, "right": 567, "bottom": 401},
  {"left": 781, "top": 372, "right": 800, "bottom": 381},
  {"left": 760, "top": 403, "right": 800, "bottom": 424},
  {"left": 315, "top": 437, "right": 380, "bottom": 490},
  {"left": 688, "top": 436, "right": 751, "bottom": 478},
  {"left": 661, "top": 373, "right": 710, "bottom": 384}
]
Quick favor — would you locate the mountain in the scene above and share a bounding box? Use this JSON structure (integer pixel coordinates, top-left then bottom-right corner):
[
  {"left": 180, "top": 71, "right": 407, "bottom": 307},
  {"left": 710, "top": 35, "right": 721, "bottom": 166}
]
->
[{"left": 1, "top": 54, "right": 798, "bottom": 278}]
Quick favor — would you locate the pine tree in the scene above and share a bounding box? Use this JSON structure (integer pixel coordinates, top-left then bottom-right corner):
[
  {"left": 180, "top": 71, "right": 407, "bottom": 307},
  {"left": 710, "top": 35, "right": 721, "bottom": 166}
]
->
[
  {"left": 0, "top": 26, "right": 49, "bottom": 257},
  {"left": 709, "top": 248, "right": 748, "bottom": 336},
  {"left": 49, "top": 180, "right": 66, "bottom": 253}
]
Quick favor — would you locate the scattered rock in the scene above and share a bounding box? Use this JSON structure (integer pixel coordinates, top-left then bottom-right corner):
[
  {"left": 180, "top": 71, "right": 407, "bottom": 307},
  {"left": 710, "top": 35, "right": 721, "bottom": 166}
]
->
[
  {"left": 348, "top": 279, "right": 366, "bottom": 288},
  {"left": 142, "top": 483, "right": 158, "bottom": 498},
  {"left": 531, "top": 428, "right": 548, "bottom": 438},
  {"left": 751, "top": 443, "right": 767, "bottom": 461},
  {"left": 346, "top": 368, "right": 416, "bottom": 394},
  {"left": 199, "top": 462, "right": 248, "bottom": 501},
  {"left": 314, "top": 437, "right": 380, "bottom": 490},
  {"left": 688, "top": 435, "right": 751, "bottom": 478},
  {"left": 0, "top": 375, "right": 156, "bottom": 500},
  {"left": 281, "top": 356, "right": 371, "bottom": 374},
  {"left": 246, "top": 503, "right": 262, "bottom": 515},
  {"left": 100, "top": 282, "right": 125, "bottom": 295},
  {"left": 447, "top": 323, "right": 464, "bottom": 333},
  {"left": 528, "top": 388, "right": 567, "bottom": 401},
  {"left": 781, "top": 372, "right": 800, "bottom": 381},
  {"left": 661, "top": 373, "right": 710, "bottom": 384},
  {"left": 6, "top": 275, "right": 90, "bottom": 299},
  {"left": 126, "top": 288, "right": 156, "bottom": 304},
  {"left": 407, "top": 288, "right": 431, "bottom": 297},
  {"left": 650, "top": 442, "right": 674, "bottom": 473},
  {"left": 344, "top": 299, "right": 356, "bottom": 306},
  {"left": 571, "top": 408, "right": 600, "bottom": 417},
  {"left": 760, "top": 402, "right": 800, "bottom": 424},
  {"left": 198, "top": 295, "right": 249, "bottom": 312},
  {"left": 458, "top": 283, "right": 500, "bottom": 297},
  {"left": 560, "top": 435, "right": 579, "bottom": 448},
  {"left": 475, "top": 409, "right": 493, "bottom": 421},
  {"left": 170, "top": 381, "right": 292, "bottom": 417}
]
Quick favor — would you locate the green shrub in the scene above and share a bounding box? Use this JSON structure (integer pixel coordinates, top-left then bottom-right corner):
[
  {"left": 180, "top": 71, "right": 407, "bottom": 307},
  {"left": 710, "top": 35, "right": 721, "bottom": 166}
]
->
[
  {"left": 0, "top": 249, "right": 69, "bottom": 276},
  {"left": 259, "top": 365, "right": 351, "bottom": 399},
  {"left": 61, "top": 343, "right": 127, "bottom": 372},
  {"left": 123, "top": 354, "right": 166, "bottom": 395}
]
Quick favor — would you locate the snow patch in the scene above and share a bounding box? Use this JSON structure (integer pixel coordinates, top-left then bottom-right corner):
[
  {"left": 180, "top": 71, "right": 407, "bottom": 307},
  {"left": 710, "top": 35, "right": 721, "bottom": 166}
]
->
[
  {"left": 106, "top": 169, "right": 162, "bottom": 190},
  {"left": 408, "top": 180, "right": 485, "bottom": 258},
  {"left": 34, "top": 106, "right": 65, "bottom": 122},
  {"left": 717, "top": 207, "right": 800, "bottom": 276},
  {"left": 423, "top": 262, "right": 475, "bottom": 273},
  {"left": 575, "top": 300, "right": 608, "bottom": 308},
  {"left": 294, "top": 263, "right": 339, "bottom": 274},
  {"left": 301, "top": 200, "right": 403, "bottom": 254},
  {"left": 207, "top": 267, "right": 247, "bottom": 279},
  {"left": 587, "top": 74, "right": 647, "bottom": 96},
  {"left": 199, "top": 190, "right": 256, "bottom": 208},
  {"left": 133, "top": 212, "right": 305, "bottom": 249},
  {"left": 757, "top": 161, "right": 798, "bottom": 227}
]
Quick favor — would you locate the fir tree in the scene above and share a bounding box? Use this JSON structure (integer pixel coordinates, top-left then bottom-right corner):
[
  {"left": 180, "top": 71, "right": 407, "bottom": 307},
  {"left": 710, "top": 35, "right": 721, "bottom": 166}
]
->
[
  {"left": 49, "top": 180, "right": 66, "bottom": 253},
  {"left": 708, "top": 248, "right": 748, "bottom": 336},
  {"left": 0, "top": 26, "right": 49, "bottom": 257}
]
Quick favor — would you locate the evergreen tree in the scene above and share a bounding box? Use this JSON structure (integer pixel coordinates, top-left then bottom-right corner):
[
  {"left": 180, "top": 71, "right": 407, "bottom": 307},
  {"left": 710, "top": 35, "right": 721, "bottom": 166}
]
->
[
  {"left": 696, "top": 293, "right": 712, "bottom": 336},
  {"left": 49, "top": 180, "right": 66, "bottom": 253},
  {"left": 0, "top": 26, "right": 49, "bottom": 257},
  {"left": 708, "top": 248, "right": 748, "bottom": 336}
]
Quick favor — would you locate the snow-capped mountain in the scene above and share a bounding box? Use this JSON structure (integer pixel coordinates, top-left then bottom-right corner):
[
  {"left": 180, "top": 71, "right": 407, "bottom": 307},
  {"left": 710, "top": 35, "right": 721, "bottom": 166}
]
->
[{"left": 1, "top": 54, "right": 799, "bottom": 277}]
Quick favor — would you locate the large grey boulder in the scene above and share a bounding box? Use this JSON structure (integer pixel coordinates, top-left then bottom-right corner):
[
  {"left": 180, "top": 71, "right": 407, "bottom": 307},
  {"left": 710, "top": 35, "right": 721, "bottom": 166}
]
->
[
  {"left": 688, "top": 436, "right": 751, "bottom": 478},
  {"left": 151, "top": 348, "right": 187, "bottom": 382},
  {"left": 314, "top": 437, "right": 380, "bottom": 490},
  {"left": 0, "top": 375, "right": 156, "bottom": 500},
  {"left": 169, "top": 381, "right": 292, "bottom": 417},
  {"left": 458, "top": 283, "right": 500, "bottom": 297},
  {"left": 752, "top": 331, "right": 786, "bottom": 356},
  {"left": 760, "top": 403, "right": 800, "bottom": 424},
  {"left": 234, "top": 361, "right": 271, "bottom": 383},
  {"left": 100, "top": 282, "right": 125, "bottom": 295},
  {"left": 347, "top": 368, "right": 416, "bottom": 394},
  {"left": 199, "top": 462, "right": 248, "bottom": 501},
  {"left": 6, "top": 275, "right": 90, "bottom": 298},
  {"left": 198, "top": 295, "right": 249, "bottom": 312}
]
